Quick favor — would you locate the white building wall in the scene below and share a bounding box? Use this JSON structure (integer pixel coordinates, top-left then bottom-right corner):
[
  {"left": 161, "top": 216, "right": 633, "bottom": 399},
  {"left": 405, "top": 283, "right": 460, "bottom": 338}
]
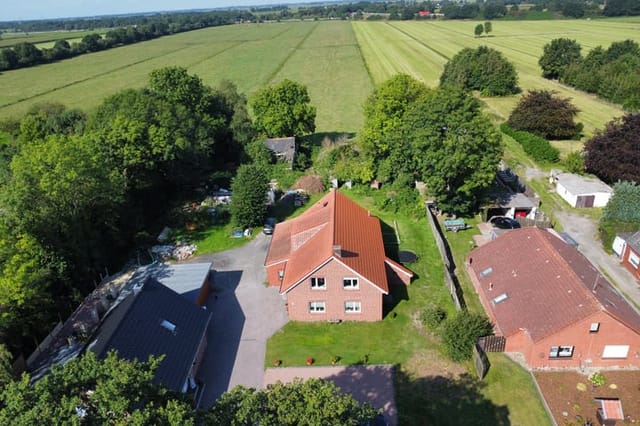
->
[{"left": 556, "top": 182, "right": 578, "bottom": 207}]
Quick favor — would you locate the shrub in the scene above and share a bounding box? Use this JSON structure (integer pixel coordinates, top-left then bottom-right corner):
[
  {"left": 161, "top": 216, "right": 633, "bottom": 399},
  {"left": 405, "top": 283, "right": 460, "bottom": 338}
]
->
[
  {"left": 500, "top": 123, "right": 560, "bottom": 163},
  {"left": 564, "top": 151, "right": 584, "bottom": 174},
  {"left": 442, "top": 311, "right": 493, "bottom": 362},
  {"left": 589, "top": 371, "right": 606, "bottom": 387},
  {"left": 420, "top": 304, "right": 447, "bottom": 329},
  {"left": 507, "top": 90, "right": 582, "bottom": 140}
]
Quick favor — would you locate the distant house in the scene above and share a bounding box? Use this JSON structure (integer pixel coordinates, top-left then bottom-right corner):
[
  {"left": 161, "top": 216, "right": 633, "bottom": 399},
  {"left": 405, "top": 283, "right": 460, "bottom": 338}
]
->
[
  {"left": 264, "top": 137, "right": 296, "bottom": 166},
  {"left": 87, "top": 278, "right": 211, "bottom": 394},
  {"left": 613, "top": 231, "right": 640, "bottom": 282},
  {"left": 264, "top": 189, "right": 412, "bottom": 322},
  {"left": 467, "top": 228, "right": 640, "bottom": 369},
  {"left": 553, "top": 172, "right": 613, "bottom": 208}
]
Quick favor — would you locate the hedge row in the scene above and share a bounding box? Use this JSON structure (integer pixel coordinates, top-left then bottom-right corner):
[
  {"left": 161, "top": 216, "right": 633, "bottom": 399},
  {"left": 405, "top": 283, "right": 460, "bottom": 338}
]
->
[{"left": 500, "top": 123, "right": 559, "bottom": 163}]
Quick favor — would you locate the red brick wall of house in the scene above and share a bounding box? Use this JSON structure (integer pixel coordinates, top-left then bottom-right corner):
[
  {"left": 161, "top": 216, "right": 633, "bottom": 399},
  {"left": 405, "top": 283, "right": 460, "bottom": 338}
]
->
[
  {"left": 266, "top": 262, "right": 287, "bottom": 287},
  {"left": 285, "top": 258, "right": 384, "bottom": 322},
  {"left": 621, "top": 246, "right": 640, "bottom": 282},
  {"left": 509, "top": 312, "right": 640, "bottom": 369}
]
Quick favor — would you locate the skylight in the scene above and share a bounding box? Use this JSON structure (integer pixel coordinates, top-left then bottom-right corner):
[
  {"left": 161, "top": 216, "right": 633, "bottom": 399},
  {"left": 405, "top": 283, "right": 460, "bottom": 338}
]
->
[
  {"left": 480, "top": 267, "right": 493, "bottom": 278},
  {"left": 160, "top": 319, "right": 177, "bottom": 333},
  {"left": 492, "top": 293, "right": 508, "bottom": 305}
]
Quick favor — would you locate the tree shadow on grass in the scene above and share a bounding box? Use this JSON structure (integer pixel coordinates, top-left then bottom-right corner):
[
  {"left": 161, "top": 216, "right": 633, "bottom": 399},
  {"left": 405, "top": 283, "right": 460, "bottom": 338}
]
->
[
  {"left": 302, "top": 132, "right": 356, "bottom": 147},
  {"left": 395, "top": 370, "right": 510, "bottom": 426}
]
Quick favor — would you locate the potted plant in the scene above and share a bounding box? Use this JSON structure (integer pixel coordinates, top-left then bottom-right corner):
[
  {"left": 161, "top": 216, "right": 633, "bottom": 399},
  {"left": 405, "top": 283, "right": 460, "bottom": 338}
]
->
[
  {"left": 273, "top": 359, "right": 282, "bottom": 367},
  {"left": 306, "top": 357, "right": 314, "bottom": 365},
  {"left": 330, "top": 355, "right": 340, "bottom": 365}
]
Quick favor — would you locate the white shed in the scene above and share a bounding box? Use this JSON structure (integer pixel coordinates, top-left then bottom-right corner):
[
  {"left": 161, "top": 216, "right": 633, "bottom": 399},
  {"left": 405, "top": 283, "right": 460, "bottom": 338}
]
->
[{"left": 554, "top": 173, "right": 613, "bottom": 208}]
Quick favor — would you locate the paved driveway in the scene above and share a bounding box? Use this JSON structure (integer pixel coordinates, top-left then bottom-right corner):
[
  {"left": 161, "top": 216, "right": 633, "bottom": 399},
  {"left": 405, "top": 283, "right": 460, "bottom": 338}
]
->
[{"left": 194, "top": 233, "right": 289, "bottom": 408}]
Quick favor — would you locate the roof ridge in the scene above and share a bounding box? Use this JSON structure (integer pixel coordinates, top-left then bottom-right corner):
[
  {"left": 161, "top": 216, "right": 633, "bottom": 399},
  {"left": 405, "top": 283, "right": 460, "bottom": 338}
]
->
[{"left": 331, "top": 189, "right": 338, "bottom": 246}]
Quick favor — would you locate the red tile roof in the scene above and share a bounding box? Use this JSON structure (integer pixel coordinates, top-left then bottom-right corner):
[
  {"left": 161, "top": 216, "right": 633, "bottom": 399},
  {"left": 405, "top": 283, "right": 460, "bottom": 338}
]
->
[
  {"left": 468, "top": 228, "right": 640, "bottom": 342},
  {"left": 265, "top": 189, "right": 412, "bottom": 294}
]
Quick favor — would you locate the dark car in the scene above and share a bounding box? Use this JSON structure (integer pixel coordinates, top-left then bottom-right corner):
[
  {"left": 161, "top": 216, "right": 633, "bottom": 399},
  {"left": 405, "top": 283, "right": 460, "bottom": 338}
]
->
[
  {"left": 489, "top": 216, "right": 521, "bottom": 230},
  {"left": 263, "top": 217, "right": 276, "bottom": 235}
]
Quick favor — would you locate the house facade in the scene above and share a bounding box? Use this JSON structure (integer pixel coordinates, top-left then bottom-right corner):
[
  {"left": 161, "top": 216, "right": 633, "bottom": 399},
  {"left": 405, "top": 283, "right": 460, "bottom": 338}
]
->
[
  {"left": 613, "top": 232, "right": 640, "bottom": 282},
  {"left": 467, "top": 228, "right": 640, "bottom": 369},
  {"left": 265, "top": 189, "right": 412, "bottom": 322}
]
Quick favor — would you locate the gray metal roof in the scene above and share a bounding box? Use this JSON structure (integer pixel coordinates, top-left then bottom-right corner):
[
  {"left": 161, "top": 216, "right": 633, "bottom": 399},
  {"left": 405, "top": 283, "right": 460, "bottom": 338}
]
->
[
  {"left": 128, "top": 262, "right": 212, "bottom": 301},
  {"left": 625, "top": 231, "right": 640, "bottom": 253},
  {"left": 488, "top": 192, "right": 536, "bottom": 209},
  {"left": 555, "top": 173, "right": 613, "bottom": 195},
  {"left": 264, "top": 137, "right": 296, "bottom": 163},
  {"left": 87, "top": 278, "right": 211, "bottom": 392}
]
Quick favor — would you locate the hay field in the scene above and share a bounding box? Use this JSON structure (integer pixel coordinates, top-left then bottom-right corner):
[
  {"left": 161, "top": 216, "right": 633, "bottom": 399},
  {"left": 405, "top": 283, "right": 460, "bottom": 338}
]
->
[
  {"left": 1, "top": 18, "right": 639, "bottom": 135},
  {"left": 0, "top": 21, "right": 372, "bottom": 133},
  {"left": 354, "top": 18, "right": 640, "bottom": 137}
]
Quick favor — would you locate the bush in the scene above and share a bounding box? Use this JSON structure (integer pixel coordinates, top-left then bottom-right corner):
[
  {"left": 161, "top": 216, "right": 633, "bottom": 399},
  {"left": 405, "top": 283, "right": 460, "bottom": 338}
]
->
[
  {"left": 563, "top": 151, "right": 584, "bottom": 174},
  {"left": 442, "top": 311, "right": 493, "bottom": 362},
  {"left": 420, "top": 304, "right": 447, "bottom": 329},
  {"left": 500, "top": 124, "right": 560, "bottom": 163},
  {"left": 507, "top": 90, "right": 582, "bottom": 140}
]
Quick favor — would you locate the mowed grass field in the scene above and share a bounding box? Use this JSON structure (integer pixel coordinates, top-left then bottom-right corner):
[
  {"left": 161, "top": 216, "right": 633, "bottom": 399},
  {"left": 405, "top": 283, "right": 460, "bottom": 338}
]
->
[
  {"left": 1, "top": 18, "right": 639, "bottom": 133},
  {"left": 354, "top": 18, "right": 640, "bottom": 138},
  {"left": 0, "top": 21, "right": 372, "bottom": 133}
]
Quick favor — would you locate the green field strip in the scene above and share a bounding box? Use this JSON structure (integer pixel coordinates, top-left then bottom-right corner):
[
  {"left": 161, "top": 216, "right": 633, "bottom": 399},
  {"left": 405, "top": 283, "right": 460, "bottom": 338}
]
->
[
  {"left": 270, "top": 21, "right": 373, "bottom": 133},
  {"left": 386, "top": 22, "right": 450, "bottom": 61},
  {"left": 263, "top": 21, "right": 319, "bottom": 85}
]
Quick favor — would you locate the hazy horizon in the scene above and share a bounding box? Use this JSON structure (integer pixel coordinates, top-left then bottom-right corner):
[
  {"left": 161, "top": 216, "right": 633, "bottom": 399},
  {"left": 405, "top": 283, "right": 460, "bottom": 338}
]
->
[{"left": 2, "top": 0, "right": 327, "bottom": 22}]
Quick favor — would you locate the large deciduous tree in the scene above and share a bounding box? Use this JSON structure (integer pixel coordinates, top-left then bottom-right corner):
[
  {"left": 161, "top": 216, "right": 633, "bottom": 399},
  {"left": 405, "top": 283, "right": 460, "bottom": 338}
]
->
[
  {"left": 584, "top": 113, "right": 640, "bottom": 184},
  {"left": 393, "top": 88, "right": 503, "bottom": 214},
  {"left": 0, "top": 351, "right": 195, "bottom": 425},
  {"left": 440, "top": 46, "right": 519, "bottom": 96},
  {"left": 250, "top": 79, "right": 316, "bottom": 137},
  {"left": 538, "top": 38, "right": 582, "bottom": 80},
  {"left": 507, "top": 90, "right": 582, "bottom": 140},
  {"left": 206, "top": 379, "right": 379, "bottom": 425},
  {"left": 230, "top": 164, "right": 269, "bottom": 228},
  {"left": 358, "top": 74, "right": 430, "bottom": 182}
]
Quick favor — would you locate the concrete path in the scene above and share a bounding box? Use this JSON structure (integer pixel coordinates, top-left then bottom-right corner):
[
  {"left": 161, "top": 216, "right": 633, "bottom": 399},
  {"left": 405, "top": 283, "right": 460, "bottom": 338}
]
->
[
  {"left": 555, "top": 210, "right": 640, "bottom": 310},
  {"left": 194, "top": 233, "right": 289, "bottom": 409},
  {"left": 264, "top": 365, "right": 397, "bottom": 426}
]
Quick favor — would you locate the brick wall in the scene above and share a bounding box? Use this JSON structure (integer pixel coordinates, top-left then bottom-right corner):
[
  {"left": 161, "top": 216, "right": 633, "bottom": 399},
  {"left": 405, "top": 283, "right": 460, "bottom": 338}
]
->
[
  {"left": 513, "top": 312, "right": 640, "bottom": 369},
  {"left": 622, "top": 246, "right": 640, "bottom": 282},
  {"left": 266, "top": 261, "right": 287, "bottom": 287},
  {"left": 286, "top": 258, "right": 384, "bottom": 322}
]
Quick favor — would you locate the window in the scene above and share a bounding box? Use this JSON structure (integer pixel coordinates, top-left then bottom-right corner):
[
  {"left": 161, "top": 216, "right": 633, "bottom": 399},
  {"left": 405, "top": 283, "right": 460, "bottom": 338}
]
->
[
  {"left": 549, "top": 345, "right": 574, "bottom": 358},
  {"left": 590, "top": 322, "right": 600, "bottom": 333},
  {"left": 343, "top": 278, "right": 359, "bottom": 289},
  {"left": 309, "top": 301, "right": 325, "bottom": 313},
  {"left": 629, "top": 252, "right": 640, "bottom": 269},
  {"left": 310, "top": 277, "right": 326, "bottom": 290},
  {"left": 344, "top": 301, "right": 361, "bottom": 313},
  {"left": 602, "top": 345, "right": 629, "bottom": 359}
]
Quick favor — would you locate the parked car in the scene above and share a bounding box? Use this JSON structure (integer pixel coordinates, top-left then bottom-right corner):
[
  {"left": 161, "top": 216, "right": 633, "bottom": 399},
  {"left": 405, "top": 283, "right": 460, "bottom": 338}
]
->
[
  {"left": 263, "top": 217, "right": 276, "bottom": 235},
  {"left": 489, "top": 216, "right": 521, "bottom": 229}
]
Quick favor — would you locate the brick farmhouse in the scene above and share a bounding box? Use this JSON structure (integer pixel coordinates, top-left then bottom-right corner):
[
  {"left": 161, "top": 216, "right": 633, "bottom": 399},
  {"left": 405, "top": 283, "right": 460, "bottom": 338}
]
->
[
  {"left": 265, "top": 189, "right": 412, "bottom": 322},
  {"left": 615, "top": 231, "right": 640, "bottom": 282},
  {"left": 467, "top": 228, "right": 640, "bottom": 369}
]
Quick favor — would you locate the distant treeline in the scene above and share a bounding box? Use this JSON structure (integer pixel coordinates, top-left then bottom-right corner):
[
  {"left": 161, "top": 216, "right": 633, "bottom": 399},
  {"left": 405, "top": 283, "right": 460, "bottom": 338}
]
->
[{"left": 0, "top": 10, "right": 253, "bottom": 72}]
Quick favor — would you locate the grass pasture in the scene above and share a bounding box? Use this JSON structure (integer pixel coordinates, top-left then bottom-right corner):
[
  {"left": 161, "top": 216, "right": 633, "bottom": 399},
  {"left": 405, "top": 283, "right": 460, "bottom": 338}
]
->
[
  {"left": 354, "top": 19, "right": 638, "bottom": 138},
  {"left": 3, "top": 18, "right": 638, "bottom": 137},
  {"left": 0, "top": 30, "right": 104, "bottom": 49}
]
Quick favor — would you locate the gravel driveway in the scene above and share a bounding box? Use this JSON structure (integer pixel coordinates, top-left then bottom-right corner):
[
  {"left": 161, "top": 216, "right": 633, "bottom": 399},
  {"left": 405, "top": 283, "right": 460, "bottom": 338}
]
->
[{"left": 194, "top": 233, "right": 289, "bottom": 408}]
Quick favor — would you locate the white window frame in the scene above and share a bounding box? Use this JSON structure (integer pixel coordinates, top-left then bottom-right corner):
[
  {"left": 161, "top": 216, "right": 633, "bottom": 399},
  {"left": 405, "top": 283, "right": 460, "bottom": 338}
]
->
[
  {"left": 343, "top": 277, "right": 359, "bottom": 290},
  {"left": 628, "top": 252, "right": 640, "bottom": 269},
  {"left": 549, "top": 345, "right": 574, "bottom": 358},
  {"left": 310, "top": 277, "right": 326, "bottom": 290},
  {"left": 602, "top": 345, "right": 629, "bottom": 359},
  {"left": 309, "top": 301, "right": 326, "bottom": 313},
  {"left": 344, "top": 301, "right": 361, "bottom": 313}
]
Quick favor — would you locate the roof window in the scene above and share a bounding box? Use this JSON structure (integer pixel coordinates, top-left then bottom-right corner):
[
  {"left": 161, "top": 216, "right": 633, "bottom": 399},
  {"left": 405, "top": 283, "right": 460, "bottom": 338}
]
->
[
  {"left": 160, "top": 319, "right": 177, "bottom": 333},
  {"left": 492, "top": 293, "right": 508, "bottom": 305},
  {"left": 480, "top": 267, "right": 493, "bottom": 278}
]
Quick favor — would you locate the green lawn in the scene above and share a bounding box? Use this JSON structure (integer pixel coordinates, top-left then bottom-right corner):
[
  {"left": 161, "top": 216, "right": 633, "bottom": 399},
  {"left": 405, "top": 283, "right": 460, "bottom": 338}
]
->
[{"left": 266, "top": 187, "right": 549, "bottom": 425}]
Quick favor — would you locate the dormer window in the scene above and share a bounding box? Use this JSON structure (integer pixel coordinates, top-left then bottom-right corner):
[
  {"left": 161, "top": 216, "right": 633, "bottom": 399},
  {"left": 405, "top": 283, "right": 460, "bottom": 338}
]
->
[{"left": 590, "top": 322, "right": 600, "bottom": 333}]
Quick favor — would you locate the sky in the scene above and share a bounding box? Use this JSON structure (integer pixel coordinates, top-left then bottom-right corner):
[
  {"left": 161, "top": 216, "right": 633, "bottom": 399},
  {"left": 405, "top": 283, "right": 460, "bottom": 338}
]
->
[{"left": 2, "top": 1, "right": 322, "bottom": 22}]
